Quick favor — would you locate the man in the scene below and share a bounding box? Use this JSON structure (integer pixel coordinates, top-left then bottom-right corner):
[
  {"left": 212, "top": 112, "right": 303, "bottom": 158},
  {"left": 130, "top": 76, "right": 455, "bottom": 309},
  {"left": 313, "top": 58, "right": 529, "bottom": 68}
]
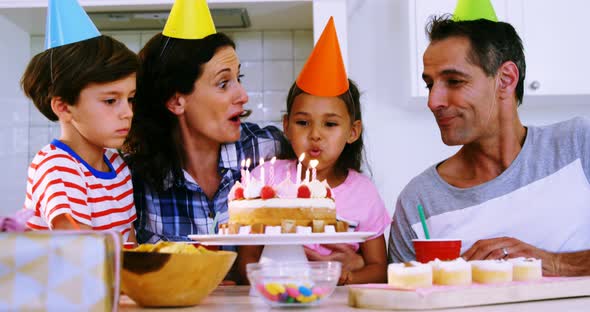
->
[{"left": 388, "top": 15, "right": 590, "bottom": 276}]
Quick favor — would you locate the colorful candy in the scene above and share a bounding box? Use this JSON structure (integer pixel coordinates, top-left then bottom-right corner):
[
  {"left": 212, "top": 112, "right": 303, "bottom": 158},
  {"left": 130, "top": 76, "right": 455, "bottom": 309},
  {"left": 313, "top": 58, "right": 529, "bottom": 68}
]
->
[
  {"left": 265, "top": 282, "right": 286, "bottom": 295},
  {"left": 312, "top": 286, "right": 330, "bottom": 296},
  {"left": 257, "top": 282, "right": 331, "bottom": 304}
]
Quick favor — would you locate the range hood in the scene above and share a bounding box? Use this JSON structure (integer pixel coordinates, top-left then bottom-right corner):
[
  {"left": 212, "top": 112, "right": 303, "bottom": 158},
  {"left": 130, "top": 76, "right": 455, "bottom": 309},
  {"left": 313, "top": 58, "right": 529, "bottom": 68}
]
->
[
  {"left": 0, "top": 2, "right": 312, "bottom": 35},
  {"left": 88, "top": 8, "right": 251, "bottom": 31}
]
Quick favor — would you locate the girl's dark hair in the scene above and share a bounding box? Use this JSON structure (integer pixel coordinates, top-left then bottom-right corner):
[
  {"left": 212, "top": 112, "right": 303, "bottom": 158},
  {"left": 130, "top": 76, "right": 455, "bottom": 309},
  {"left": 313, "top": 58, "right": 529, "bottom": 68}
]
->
[
  {"left": 284, "top": 79, "right": 365, "bottom": 173},
  {"left": 123, "top": 32, "right": 236, "bottom": 191},
  {"left": 21, "top": 35, "right": 139, "bottom": 121}
]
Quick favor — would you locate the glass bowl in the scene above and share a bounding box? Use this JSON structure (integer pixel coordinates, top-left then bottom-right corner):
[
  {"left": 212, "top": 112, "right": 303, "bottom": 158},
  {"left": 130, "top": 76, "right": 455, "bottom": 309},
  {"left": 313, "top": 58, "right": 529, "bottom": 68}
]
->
[{"left": 246, "top": 261, "right": 341, "bottom": 307}]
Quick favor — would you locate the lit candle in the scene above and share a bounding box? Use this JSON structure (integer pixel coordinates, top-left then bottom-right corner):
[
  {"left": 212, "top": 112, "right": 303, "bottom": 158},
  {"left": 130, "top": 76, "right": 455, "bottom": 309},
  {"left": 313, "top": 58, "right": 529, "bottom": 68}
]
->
[
  {"left": 259, "top": 158, "right": 265, "bottom": 185},
  {"left": 240, "top": 159, "right": 246, "bottom": 184},
  {"left": 269, "top": 156, "right": 276, "bottom": 185},
  {"left": 309, "top": 159, "right": 319, "bottom": 181},
  {"left": 245, "top": 158, "right": 251, "bottom": 185},
  {"left": 296, "top": 153, "right": 305, "bottom": 186}
]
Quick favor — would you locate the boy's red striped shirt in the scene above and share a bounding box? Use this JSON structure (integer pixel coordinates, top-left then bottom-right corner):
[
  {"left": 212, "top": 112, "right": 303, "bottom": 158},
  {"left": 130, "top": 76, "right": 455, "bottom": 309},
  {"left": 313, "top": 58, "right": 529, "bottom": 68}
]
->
[{"left": 24, "top": 141, "right": 136, "bottom": 240}]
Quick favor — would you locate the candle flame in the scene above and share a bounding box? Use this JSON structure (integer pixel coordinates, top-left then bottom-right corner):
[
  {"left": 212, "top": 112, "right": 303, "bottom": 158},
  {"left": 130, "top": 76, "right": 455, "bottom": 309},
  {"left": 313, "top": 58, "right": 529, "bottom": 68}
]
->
[
  {"left": 309, "top": 159, "right": 319, "bottom": 168},
  {"left": 241, "top": 159, "right": 245, "bottom": 167},
  {"left": 246, "top": 158, "right": 251, "bottom": 167},
  {"left": 260, "top": 157, "right": 265, "bottom": 165},
  {"left": 298, "top": 153, "right": 305, "bottom": 162},
  {"left": 270, "top": 156, "right": 276, "bottom": 164}
]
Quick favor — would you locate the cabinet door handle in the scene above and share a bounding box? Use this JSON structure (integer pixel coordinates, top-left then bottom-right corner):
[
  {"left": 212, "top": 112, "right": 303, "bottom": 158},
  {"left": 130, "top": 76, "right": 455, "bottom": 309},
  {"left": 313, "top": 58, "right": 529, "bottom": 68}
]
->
[{"left": 529, "top": 80, "right": 541, "bottom": 90}]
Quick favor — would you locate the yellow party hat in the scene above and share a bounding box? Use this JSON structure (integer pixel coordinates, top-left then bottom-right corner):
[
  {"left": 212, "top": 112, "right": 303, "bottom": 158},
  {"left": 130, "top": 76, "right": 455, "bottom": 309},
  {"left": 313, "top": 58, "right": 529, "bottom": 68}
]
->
[
  {"left": 453, "top": 0, "right": 498, "bottom": 22},
  {"left": 162, "top": 0, "right": 217, "bottom": 39},
  {"left": 296, "top": 17, "right": 349, "bottom": 97}
]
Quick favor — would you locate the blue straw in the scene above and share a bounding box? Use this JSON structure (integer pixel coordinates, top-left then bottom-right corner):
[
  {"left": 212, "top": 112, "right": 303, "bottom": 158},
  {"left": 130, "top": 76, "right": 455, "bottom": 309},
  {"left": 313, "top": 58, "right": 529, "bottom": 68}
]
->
[{"left": 417, "top": 204, "right": 430, "bottom": 239}]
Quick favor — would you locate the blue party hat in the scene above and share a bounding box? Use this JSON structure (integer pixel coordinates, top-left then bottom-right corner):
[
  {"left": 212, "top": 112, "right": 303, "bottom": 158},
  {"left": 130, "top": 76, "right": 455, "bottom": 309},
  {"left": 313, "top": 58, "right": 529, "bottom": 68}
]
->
[{"left": 44, "top": 0, "right": 100, "bottom": 49}]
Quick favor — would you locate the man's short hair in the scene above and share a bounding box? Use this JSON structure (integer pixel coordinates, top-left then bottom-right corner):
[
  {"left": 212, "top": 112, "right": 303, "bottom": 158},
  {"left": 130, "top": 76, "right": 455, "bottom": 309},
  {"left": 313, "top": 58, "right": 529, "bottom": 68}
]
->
[{"left": 427, "top": 15, "right": 526, "bottom": 106}]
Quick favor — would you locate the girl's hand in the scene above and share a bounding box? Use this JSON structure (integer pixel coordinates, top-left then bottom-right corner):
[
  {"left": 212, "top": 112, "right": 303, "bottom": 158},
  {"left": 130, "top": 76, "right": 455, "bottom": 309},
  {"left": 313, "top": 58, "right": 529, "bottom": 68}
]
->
[{"left": 304, "top": 244, "right": 365, "bottom": 271}]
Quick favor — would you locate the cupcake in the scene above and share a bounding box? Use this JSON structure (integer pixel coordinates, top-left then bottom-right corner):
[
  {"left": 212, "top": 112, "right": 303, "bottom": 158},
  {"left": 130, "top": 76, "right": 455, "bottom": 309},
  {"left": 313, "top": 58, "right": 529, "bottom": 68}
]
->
[
  {"left": 471, "top": 260, "right": 513, "bottom": 284},
  {"left": 387, "top": 261, "right": 433, "bottom": 289},
  {"left": 430, "top": 258, "right": 472, "bottom": 286},
  {"left": 508, "top": 257, "right": 542, "bottom": 281}
]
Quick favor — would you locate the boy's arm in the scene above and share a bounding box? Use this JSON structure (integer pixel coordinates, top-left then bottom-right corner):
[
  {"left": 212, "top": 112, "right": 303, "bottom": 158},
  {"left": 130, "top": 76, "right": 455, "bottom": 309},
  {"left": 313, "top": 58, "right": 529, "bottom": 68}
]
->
[
  {"left": 51, "top": 214, "right": 92, "bottom": 230},
  {"left": 127, "top": 226, "right": 137, "bottom": 244}
]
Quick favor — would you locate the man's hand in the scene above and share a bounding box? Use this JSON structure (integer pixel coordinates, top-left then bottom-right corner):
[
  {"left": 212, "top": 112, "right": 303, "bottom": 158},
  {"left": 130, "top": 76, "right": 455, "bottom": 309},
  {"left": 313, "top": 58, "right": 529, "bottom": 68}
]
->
[{"left": 462, "top": 237, "right": 559, "bottom": 275}]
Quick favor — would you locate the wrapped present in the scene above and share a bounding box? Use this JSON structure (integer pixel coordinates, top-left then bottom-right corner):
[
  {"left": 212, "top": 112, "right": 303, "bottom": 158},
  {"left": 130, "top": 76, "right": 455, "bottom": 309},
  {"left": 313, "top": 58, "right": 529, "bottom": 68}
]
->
[{"left": 0, "top": 231, "right": 122, "bottom": 311}]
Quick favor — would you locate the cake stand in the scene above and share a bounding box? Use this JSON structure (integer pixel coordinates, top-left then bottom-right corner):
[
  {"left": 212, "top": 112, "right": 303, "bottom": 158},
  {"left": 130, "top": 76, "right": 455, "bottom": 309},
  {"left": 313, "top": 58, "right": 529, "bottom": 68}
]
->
[{"left": 188, "top": 232, "right": 375, "bottom": 264}]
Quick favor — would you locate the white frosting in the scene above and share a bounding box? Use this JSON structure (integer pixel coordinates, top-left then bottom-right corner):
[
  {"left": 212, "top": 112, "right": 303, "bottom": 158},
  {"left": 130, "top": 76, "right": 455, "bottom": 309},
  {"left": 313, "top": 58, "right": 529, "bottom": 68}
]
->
[
  {"left": 308, "top": 180, "right": 327, "bottom": 198},
  {"left": 508, "top": 257, "right": 542, "bottom": 268},
  {"left": 388, "top": 262, "right": 433, "bottom": 275},
  {"left": 265, "top": 226, "right": 282, "bottom": 234},
  {"left": 470, "top": 260, "right": 513, "bottom": 272},
  {"left": 244, "top": 178, "right": 263, "bottom": 199},
  {"left": 228, "top": 181, "right": 243, "bottom": 200},
  {"left": 430, "top": 258, "right": 471, "bottom": 272},
  {"left": 228, "top": 197, "right": 336, "bottom": 209},
  {"left": 238, "top": 225, "right": 251, "bottom": 235},
  {"left": 296, "top": 226, "right": 312, "bottom": 234},
  {"left": 276, "top": 176, "right": 297, "bottom": 198},
  {"left": 324, "top": 225, "right": 336, "bottom": 233}
]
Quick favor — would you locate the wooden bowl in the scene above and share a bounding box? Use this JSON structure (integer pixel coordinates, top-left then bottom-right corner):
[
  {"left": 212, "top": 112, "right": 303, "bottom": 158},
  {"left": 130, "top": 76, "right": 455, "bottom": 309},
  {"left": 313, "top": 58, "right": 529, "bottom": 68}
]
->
[{"left": 121, "top": 249, "right": 236, "bottom": 307}]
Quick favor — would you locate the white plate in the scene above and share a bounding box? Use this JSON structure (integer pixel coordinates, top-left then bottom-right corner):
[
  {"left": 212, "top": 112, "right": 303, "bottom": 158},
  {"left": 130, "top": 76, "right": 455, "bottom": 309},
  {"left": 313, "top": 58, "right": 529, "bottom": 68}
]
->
[{"left": 188, "top": 231, "right": 376, "bottom": 246}]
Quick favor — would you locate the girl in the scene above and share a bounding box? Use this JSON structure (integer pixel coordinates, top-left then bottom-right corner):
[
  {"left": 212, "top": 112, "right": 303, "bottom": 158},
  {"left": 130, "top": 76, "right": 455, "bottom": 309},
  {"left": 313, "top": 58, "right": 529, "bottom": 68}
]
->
[
  {"left": 238, "top": 17, "right": 390, "bottom": 285},
  {"left": 21, "top": 1, "right": 139, "bottom": 242},
  {"left": 238, "top": 78, "right": 391, "bottom": 284}
]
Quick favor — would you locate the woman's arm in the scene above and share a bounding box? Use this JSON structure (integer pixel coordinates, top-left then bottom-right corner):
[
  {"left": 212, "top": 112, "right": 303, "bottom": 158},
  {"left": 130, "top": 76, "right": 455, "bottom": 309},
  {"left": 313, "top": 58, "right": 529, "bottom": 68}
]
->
[
  {"left": 237, "top": 245, "right": 264, "bottom": 285},
  {"left": 346, "top": 235, "right": 388, "bottom": 284}
]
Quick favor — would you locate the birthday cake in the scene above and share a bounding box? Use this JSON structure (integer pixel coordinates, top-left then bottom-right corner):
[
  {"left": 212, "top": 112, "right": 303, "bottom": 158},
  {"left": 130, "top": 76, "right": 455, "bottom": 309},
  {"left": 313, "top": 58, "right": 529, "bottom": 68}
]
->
[{"left": 224, "top": 158, "right": 338, "bottom": 234}]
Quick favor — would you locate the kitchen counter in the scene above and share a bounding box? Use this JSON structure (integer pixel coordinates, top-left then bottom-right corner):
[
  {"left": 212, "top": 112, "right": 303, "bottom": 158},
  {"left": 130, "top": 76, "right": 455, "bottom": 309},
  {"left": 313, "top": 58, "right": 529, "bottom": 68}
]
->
[{"left": 119, "top": 285, "right": 590, "bottom": 311}]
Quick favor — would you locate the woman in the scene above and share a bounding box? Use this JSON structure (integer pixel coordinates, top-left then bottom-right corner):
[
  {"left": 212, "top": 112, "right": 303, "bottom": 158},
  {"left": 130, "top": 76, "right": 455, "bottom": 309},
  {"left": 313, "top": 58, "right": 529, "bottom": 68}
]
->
[{"left": 124, "top": 32, "right": 287, "bottom": 243}]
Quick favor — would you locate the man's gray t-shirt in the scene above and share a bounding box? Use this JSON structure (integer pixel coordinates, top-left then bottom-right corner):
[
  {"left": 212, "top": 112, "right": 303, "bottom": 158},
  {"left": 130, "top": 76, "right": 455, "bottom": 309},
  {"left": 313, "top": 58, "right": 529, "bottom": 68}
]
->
[{"left": 389, "top": 117, "right": 590, "bottom": 263}]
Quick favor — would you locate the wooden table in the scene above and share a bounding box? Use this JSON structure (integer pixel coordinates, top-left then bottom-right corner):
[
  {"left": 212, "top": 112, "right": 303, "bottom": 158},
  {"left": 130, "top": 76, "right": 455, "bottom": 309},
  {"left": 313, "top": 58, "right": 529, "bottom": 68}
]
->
[{"left": 119, "top": 285, "right": 590, "bottom": 311}]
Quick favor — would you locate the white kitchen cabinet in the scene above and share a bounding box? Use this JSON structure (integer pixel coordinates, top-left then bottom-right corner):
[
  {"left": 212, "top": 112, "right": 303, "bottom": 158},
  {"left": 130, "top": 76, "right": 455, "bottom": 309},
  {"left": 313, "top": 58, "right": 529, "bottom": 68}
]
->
[
  {"left": 409, "top": 0, "right": 590, "bottom": 100},
  {"left": 515, "top": 0, "right": 590, "bottom": 96}
]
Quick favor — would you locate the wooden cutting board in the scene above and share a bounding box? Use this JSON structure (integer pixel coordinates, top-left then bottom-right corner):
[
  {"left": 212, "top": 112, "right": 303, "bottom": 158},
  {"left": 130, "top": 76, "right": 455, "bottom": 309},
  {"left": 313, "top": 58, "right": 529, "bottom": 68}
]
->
[{"left": 348, "top": 277, "right": 590, "bottom": 310}]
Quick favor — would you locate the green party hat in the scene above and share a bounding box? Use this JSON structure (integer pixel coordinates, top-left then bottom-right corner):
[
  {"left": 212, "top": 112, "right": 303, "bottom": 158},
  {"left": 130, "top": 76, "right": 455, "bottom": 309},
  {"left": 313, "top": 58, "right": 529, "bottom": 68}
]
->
[{"left": 453, "top": 0, "right": 498, "bottom": 22}]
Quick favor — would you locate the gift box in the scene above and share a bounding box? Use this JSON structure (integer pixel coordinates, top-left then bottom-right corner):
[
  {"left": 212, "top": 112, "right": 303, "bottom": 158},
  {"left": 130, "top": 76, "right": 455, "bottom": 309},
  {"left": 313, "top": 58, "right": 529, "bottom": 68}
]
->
[{"left": 0, "top": 231, "right": 122, "bottom": 311}]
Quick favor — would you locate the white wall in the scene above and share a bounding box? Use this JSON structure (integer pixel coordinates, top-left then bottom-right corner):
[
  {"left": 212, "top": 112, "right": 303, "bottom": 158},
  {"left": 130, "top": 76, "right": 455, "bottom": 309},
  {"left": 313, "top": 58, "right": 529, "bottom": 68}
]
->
[
  {"left": 347, "top": 0, "right": 456, "bottom": 216},
  {"left": 0, "top": 15, "right": 30, "bottom": 216}
]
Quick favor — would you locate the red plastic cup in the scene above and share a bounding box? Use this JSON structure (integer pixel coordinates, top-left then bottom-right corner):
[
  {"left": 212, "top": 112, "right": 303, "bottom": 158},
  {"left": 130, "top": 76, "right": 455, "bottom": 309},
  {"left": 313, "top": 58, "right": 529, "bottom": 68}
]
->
[{"left": 412, "top": 239, "right": 461, "bottom": 263}]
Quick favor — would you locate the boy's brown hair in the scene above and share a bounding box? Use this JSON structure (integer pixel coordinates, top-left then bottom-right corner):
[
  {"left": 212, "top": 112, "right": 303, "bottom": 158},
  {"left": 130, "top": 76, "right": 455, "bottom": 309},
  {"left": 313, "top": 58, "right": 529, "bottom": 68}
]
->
[{"left": 21, "top": 35, "right": 139, "bottom": 121}]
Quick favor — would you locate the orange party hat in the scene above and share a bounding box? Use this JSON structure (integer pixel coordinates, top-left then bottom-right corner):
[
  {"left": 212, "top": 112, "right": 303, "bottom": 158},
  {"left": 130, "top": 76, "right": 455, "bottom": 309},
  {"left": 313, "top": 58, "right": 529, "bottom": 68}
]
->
[{"left": 296, "top": 17, "right": 349, "bottom": 96}]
